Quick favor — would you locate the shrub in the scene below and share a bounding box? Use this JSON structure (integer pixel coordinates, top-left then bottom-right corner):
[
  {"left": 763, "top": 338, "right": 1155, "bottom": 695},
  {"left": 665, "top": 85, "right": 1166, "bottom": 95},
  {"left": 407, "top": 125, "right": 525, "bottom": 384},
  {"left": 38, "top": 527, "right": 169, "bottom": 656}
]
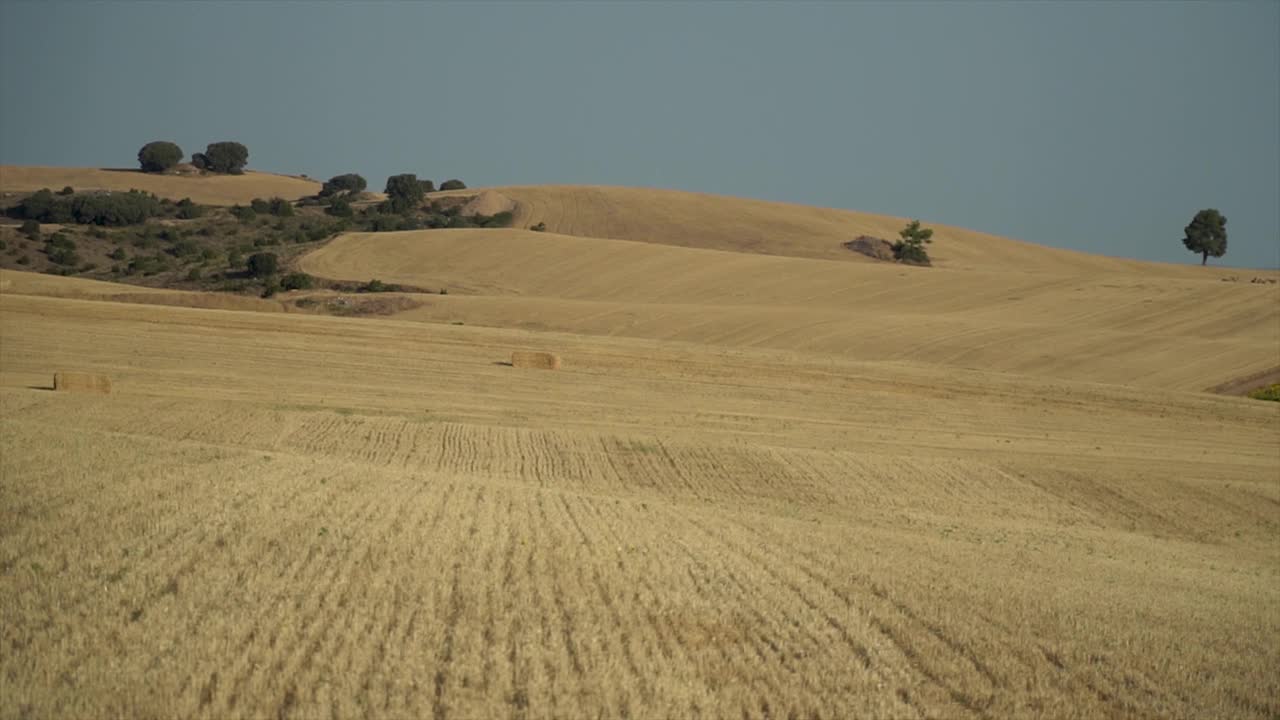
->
[
  {"left": 186, "top": 267, "right": 203, "bottom": 281},
  {"left": 47, "top": 246, "right": 81, "bottom": 266},
  {"left": 326, "top": 197, "right": 354, "bottom": 218},
  {"left": 368, "top": 213, "right": 407, "bottom": 232},
  {"left": 58, "top": 186, "right": 74, "bottom": 196},
  {"left": 70, "top": 191, "right": 161, "bottom": 226},
  {"left": 320, "top": 173, "right": 367, "bottom": 197},
  {"left": 200, "top": 247, "right": 219, "bottom": 262},
  {"left": 12, "top": 190, "right": 73, "bottom": 224},
  {"left": 109, "top": 247, "right": 128, "bottom": 261},
  {"left": 892, "top": 220, "right": 934, "bottom": 266},
  {"left": 127, "top": 254, "right": 171, "bottom": 276},
  {"left": 261, "top": 280, "right": 279, "bottom": 298},
  {"left": 45, "top": 233, "right": 76, "bottom": 251},
  {"left": 175, "top": 198, "right": 205, "bottom": 219},
  {"left": 169, "top": 239, "right": 201, "bottom": 258},
  {"left": 20, "top": 219, "right": 40, "bottom": 238},
  {"left": 246, "top": 252, "right": 278, "bottom": 278},
  {"left": 88, "top": 226, "right": 108, "bottom": 239},
  {"left": 1248, "top": 384, "right": 1280, "bottom": 402},
  {"left": 201, "top": 141, "right": 249, "bottom": 174},
  {"left": 384, "top": 173, "right": 425, "bottom": 213},
  {"left": 229, "top": 204, "right": 256, "bottom": 222},
  {"left": 530, "top": 222, "right": 547, "bottom": 232},
  {"left": 360, "top": 279, "right": 390, "bottom": 292},
  {"left": 250, "top": 198, "right": 271, "bottom": 214},
  {"left": 227, "top": 248, "right": 244, "bottom": 269},
  {"left": 439, "top": 179, "right": 466, "bottom": 191},
  {"left": 281, "top": 272, "right": 313, "bottom": 291},
  {"left": 16, "top": 254, "right": 30, "bottom": 265},
  {"left": 306, "top": 222, "right": 342, "bottom": 241},
  {"left": 269, "top": 197, "right": 294, "bottom": 217},
  {"left": 419, "top": 179, "right": 436, "bottom": 194},
  {"left": 138, "top": 141, "right": 184, "bottom": 173},
  {"left": 190, "top": 152, "right": 209, "bottom": 170}
]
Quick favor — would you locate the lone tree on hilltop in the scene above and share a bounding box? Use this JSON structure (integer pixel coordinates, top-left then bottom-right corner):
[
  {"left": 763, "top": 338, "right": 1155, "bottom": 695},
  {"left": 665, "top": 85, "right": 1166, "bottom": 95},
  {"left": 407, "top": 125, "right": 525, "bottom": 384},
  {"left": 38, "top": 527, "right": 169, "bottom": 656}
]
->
[
  {"left": 439, "top": 179, "right": 466, "bottom": 191},
  {"left": 137, "top": 141, "right": 184, "bottom": 173},
  {"left": 384, "top": 173, "right": 425, "bottom": 213},
  {"left": 1182, "top": 209, "right": 1227, "bottom": 265},
  {"left": 193, "top": 141, "right": 249, "bottom": 174},
  {"left": 320, "top": 173, "right": 367, "bottom": 197},
  {"left": 893, "top": 219, "right": 934, "bottom": 266}
]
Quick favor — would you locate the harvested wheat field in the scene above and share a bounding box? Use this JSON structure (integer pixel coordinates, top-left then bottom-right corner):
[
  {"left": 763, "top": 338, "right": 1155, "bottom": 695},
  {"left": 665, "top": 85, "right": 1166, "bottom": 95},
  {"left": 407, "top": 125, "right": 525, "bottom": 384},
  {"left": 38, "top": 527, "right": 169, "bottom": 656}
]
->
[
  {"left": 0, "top": 165, "right": 320, "bottom": 205},
  {"left": 2, "top": 185, "right": 1279, "bottom": 719}
]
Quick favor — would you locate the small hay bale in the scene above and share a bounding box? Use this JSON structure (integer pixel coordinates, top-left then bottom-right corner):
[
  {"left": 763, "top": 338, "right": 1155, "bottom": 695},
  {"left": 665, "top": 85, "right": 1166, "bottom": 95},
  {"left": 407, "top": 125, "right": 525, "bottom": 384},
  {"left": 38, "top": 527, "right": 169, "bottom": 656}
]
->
[
  {"left": 53, "top": 371, "right": 111, "bottom": 395},
  {"left": 510, "top": 351, "right": 562, "bottom": 370}
]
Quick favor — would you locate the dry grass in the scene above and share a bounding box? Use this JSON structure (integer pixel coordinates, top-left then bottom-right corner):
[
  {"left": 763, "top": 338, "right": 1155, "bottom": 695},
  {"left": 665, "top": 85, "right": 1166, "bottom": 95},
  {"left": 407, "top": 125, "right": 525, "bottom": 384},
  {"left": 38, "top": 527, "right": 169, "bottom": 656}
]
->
[
  {"left": 0, "top": 165, "right": 320, "bottom": 205},
  {"left": 51, "top": 370, "right": 110, "bottom": 394},
  {"left": 510, "top": 350, "right": 561, "bottom": 369},
  {"left": 484, "top": 184, "right": 1274, "bottom": 276},
  {"left": 1, "top": 288, "right": 1277, "bottom": 719},
  {"left": 298, "top": 229, "right": 1280, "bottom": 390}
]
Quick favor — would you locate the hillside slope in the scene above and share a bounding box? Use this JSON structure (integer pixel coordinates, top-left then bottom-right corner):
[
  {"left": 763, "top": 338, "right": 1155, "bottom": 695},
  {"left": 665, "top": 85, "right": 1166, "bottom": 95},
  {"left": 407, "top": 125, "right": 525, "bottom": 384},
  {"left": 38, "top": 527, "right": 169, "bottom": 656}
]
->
[
  {"left": 0, "top": 165, "right": 320, "bottom": 205},
  {"left": 445, "top": 185, "right": 1255, "bottom": 276},
  {"left": 2, "top": 290, "right": 1277, "bottom": 719},
  {"left": 299, "top": 229, "right": 1280, "bottom": 390}
]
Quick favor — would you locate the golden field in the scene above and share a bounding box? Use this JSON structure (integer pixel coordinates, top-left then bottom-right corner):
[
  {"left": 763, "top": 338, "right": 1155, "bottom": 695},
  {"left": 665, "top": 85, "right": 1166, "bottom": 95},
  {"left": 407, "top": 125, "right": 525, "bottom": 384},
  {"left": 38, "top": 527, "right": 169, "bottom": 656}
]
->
[
  {"left": 0, "top": 166, "right": 320, "bottom": 206},
  {"left": 1, "top": 181, "right": 1278, "bottom": 719}
]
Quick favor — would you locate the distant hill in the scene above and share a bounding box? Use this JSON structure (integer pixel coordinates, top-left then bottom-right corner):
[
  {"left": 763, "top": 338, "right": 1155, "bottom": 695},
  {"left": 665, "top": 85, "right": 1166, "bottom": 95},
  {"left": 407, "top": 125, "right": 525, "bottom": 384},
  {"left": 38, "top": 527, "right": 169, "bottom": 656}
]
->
[
  {"left": 0, "top": 165, "right": 320, "bottom": 205},
  {"left": 436, "top": 184, "right": 1248, "bottom": 277}
]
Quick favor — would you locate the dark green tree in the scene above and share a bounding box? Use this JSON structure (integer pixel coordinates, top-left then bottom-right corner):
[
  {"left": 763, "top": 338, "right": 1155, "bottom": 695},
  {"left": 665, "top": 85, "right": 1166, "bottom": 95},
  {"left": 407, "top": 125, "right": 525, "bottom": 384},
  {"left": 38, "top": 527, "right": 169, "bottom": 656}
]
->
[
  {"left": 201, "top": 141, "right": 249, "bottom": 174},
  {"left": 439, "top": 179, "right": 466, "bottom": 191},
  {"left": 137, "top": 141, "right": 184, "bottom": 173},
  {"left": 1182, "top": 208, "right": 1227, "bottom": 265},
  {"left": 320, "top": 173, "right": 367, "bottom": 197},
  {"left": 384, "top": 173, "right": 425, "bottom": 213},
  {"left": 892, "top": 219, "right": 934, "bottom": 266},
  {"left": 246, "top": 252, "right": 279, "bottom": 278}
]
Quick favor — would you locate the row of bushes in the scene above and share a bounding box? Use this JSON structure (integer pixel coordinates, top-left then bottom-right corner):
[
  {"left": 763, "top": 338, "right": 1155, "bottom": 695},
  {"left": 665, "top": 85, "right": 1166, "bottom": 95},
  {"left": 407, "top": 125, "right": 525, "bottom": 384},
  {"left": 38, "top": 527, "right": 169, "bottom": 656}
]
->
[{"left": 9, "top": 189, "right": 164, "bottom": 226}]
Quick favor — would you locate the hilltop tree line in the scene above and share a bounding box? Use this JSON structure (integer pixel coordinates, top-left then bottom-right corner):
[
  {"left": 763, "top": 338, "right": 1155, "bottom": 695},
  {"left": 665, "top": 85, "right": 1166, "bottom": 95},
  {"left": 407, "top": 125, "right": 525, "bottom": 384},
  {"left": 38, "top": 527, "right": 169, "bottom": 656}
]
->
[{"left": 137, "top": 141, "right": 249, "bottom": 175}]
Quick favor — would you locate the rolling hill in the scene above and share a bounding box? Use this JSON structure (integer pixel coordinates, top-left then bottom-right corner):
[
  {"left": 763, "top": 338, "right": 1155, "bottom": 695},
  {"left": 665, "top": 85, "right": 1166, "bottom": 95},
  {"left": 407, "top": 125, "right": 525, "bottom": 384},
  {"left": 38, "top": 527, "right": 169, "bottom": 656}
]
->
[
  {"left": 299, "top": 225, "right": 1280, "bottom": 391},
  {"left": 2, "top": 179, "right": 1278, "bottom": 719},
  {"left": 0, "top": 165, "right": 320, "bottom": 205},
  {"left": 435, "top": 184, "right": 1256, "bottom": 276}
]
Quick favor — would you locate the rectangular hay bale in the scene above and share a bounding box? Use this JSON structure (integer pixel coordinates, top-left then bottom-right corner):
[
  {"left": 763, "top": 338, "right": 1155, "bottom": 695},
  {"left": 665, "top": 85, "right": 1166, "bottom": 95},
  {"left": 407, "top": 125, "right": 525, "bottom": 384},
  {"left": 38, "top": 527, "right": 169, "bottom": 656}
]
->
[
  {"left": 510, "top": 351, "right": 562, "bottom": 370},
  {"left": 53, "top": 371, "right": 112, "bottom": 395}
]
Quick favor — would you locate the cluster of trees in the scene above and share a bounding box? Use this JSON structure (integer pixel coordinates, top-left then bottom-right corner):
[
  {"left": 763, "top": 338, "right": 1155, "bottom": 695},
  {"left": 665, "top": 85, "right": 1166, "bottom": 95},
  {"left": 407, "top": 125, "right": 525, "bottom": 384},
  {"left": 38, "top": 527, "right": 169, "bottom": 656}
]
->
[
  {"left": 9, "top": 188, "right": 164, "bottom": 226},
  {"left": 137, "top": 140, "right": 249, "bottom": 174}
]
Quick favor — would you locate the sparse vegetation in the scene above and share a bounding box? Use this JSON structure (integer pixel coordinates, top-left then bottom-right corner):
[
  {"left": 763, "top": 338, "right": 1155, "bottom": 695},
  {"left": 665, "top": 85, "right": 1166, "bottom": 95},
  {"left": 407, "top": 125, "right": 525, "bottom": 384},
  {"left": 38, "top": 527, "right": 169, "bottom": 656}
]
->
[
  {"left": 1248, "top": 383, "right": 1280, "bottom": 401},
  {"left": 281, "top": 272, "right": 313, "bottom": 291},
  {"left": 137, "top": 141, "right": 184, "bottom": 173},
  {"left": 893, "top": 220, "right": 934, "bottom": 266},
  {"left": 530, "top": 221, "right": 547, "bottom": 232},
  {"left": 1183, "top": 208, "right": 1228, "bottom": 265}
]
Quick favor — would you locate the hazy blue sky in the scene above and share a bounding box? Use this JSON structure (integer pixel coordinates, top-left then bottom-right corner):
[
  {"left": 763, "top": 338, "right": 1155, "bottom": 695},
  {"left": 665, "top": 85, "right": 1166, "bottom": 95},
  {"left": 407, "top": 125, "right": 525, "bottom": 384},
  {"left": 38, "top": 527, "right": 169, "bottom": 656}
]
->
[{"left": 1, "top": 1, "right": 1276, "bottom": 268}]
